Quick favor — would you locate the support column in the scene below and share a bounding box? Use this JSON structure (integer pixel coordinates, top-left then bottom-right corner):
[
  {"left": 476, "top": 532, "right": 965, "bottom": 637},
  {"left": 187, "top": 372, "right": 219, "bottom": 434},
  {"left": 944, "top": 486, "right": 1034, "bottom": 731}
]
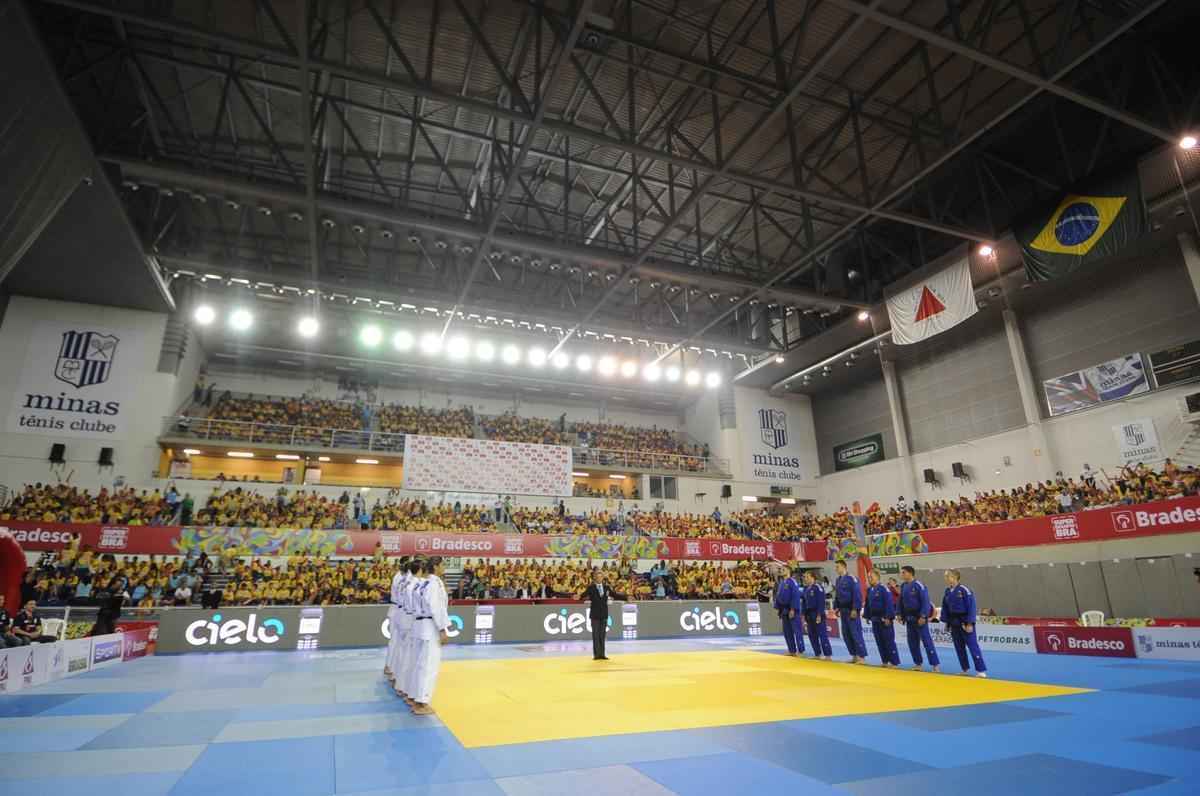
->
[
  {"left": 1177, "top": 232, "right": 1200, "bottom": 309},
  {"left": 1002, "top": 308, "right": 1058, "bottom": 481},
  {"left": 881, "top": 359, "right": 919, "bottom": 499}
]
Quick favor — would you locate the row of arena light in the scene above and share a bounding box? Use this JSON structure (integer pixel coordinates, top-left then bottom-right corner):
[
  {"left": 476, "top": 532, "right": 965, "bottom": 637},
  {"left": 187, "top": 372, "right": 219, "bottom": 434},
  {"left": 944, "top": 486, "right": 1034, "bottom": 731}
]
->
[{"left": 192, "top": 304, "right": 722, "bottom": 388}]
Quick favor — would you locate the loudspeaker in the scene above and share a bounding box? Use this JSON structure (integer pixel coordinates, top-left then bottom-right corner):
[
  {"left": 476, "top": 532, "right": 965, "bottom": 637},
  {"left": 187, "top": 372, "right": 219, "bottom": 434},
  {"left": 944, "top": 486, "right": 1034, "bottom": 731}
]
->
[
  {"left": 951, "top": 461, "right": 966, "bottom": 478},
  {"left": 923, "top": 468, "right": 937, "bottom": 484},
  {"left": 98, "top": 447, "right": 114, "bottom": 467},
  {"left": 49, "top": 443, "right": 66, "bottom": 464},
  {"left": 721, "top": 484, "right": 732, "bottom": 498}
]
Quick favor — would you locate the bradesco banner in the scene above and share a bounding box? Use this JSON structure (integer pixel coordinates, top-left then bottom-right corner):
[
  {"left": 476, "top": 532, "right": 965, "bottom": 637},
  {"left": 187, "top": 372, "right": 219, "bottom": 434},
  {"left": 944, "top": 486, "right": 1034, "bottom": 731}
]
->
[
  {"left": 1133, "top": 627, "right": 1200, "bottom": 661},
  {"left": 122, "top": 628, "right": 154, "bottom": 661},
  {"left": 867, "top": 496, "right": 1200, "bottom": 556},
  {"left": 1034, "top": 626, "right": 1134, "bottom": 658},
  {"left": 929, "top": 622, "right": 1036, "bottom": 653},
  {"left": 2, "top": 521, "right": 827, "bottom": 562}
]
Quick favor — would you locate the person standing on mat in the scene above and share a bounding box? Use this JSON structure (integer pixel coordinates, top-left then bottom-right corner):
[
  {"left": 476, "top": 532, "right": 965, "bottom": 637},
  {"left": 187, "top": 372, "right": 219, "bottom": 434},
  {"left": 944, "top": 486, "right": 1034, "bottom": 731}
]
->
[
  {"left": 385, "top": 559, "right": 408, "bottom": 682},
  {"left": 801, "top": 570, "right": 832, "bottom": 660},
  {"left": 833, "top": 559, "right": 869, "bottom": 664},
  {"left": 397, "top": 558, "right": 423, "bottom": 705},
  {"left": 942, "top": 569, "right": 988, "bottom": 677},
  {"left": 580, "top": 569, "right": 623, "bottom": 660},
  {"left": 411, "top": 557, "right": 450, "bottom": 716},
  {"left": 774, "top": 568, "right": 805, "bottom": 656},
  {"left": 864, "top": 569, "right": 901, "bottom": 667},
  {"left": 898, "top": 566, "right": 940, "bottom": 672}
]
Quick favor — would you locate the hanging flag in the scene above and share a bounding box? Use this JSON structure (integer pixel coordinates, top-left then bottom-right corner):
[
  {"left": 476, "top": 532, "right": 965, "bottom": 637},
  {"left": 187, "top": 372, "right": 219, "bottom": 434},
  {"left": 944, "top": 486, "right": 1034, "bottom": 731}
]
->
[
  {"left": 885, "top": 258, "right": 977, "bottom": 345},
  {"left": 1015, "top": 169, "right": 1145, "bottom": 282}
]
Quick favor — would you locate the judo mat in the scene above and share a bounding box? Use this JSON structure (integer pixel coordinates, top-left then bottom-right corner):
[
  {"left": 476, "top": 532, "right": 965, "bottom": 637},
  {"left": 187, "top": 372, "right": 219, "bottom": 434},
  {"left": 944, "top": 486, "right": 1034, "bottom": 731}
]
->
[{"left": 2, "top": 635, "right": 1199, "bottom": 795}]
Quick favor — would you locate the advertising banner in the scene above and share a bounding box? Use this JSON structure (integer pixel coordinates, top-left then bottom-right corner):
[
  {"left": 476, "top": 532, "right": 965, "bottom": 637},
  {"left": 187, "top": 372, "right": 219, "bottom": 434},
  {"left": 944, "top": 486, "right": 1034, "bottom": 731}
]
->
[
  {"left": 5, "top": 320, "right": 150, "bottom": 440},
  {"left": 1132, "top": 627, "right": 1200, "bottom": 661},
  {"left": 156, "top": 608, "right": 299, "bottom": 654},
  {"left": 866, "top": 497, "right": 1200, "bottom": 557},
  {"left": 122, "top": 628, "right": 154, "bottom": 661},
  {"left": 1042, "top": 353, "right": 1149, "bottom": 416},
  {"left": 1113, "top": 417, "right": 1161, "bottom": 465},
  {"left": 736, "top": 389, "right": 819, "bottom": 487},
  {"left": 90, "top": 633, "right": 125, "bottom": 668},
  {"left": 63, "top": 637, "right": 93, "bottom": 677},
  {"left": 402, "top": 434, "right": 573, "bottom": 497},
  {"left": 1033, "top": 626, "right": 1134, "bottom": 658},
  {"left": 929, "top": 622, "right": 1036, "bottom": 654},
  {"left": 1, "top": 521, "right": 827, "bottom": 562},
  {"left": 833, "top": 433, "right": 886, "bottom": 472}
]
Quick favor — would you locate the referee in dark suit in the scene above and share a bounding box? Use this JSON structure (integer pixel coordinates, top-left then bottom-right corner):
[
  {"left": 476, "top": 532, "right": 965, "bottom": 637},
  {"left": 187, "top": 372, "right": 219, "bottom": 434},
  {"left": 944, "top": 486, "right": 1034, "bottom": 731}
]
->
[{"left": 580, "top": 570, "right": 624, "bottom": 660}]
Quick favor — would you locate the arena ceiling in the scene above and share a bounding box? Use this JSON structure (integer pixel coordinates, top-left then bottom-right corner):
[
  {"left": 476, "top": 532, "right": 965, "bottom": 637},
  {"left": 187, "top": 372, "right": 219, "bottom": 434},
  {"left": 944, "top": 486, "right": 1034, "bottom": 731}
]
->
[{"left": 22, "top": 0, "right": 1199, "bottom": 375}]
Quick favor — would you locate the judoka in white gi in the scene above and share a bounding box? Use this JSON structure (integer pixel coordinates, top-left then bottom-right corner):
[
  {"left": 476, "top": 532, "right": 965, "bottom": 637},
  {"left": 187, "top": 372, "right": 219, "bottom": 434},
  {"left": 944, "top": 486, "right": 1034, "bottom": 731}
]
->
[
  {"left": 410, "top": 556, "right": 451, "bottom": 716},
  {"left": 395, "top": 558, "right": 422, "bottom": 704},
  {"left": 384, "top": 558, "right": 410, "bottom": 682}
]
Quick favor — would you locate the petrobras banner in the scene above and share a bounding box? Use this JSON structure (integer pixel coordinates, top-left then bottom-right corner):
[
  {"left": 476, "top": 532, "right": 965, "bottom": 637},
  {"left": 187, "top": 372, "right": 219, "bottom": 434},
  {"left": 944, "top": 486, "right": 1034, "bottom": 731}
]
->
[
  {"left": 1043, "top": 353, "right": 1149, "bottom": 416},
  {"left": 1132, "top": 627, "right": 1200, "bottom": 661},
  {"left": 928, "top": 622, "right": 1036, "bottom": 653},
  {"left": 735, "top": 387, "right": 819, "bottom": 487},
  {"left": 5, "top": 319, "right": 150, "bottom": 439},
  {"left": 1113, "top": 417, "right": 1161, "bottom": 465},
  {"left": 402, "top": 434, "right": 573, "bottom": 497}
]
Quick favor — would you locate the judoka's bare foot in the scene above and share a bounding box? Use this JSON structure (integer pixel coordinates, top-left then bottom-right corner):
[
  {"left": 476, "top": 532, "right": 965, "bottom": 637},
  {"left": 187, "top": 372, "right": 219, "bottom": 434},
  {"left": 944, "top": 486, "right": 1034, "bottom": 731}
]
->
[{"left": 412, "top": 703, "right": 435, "bottom": 716}]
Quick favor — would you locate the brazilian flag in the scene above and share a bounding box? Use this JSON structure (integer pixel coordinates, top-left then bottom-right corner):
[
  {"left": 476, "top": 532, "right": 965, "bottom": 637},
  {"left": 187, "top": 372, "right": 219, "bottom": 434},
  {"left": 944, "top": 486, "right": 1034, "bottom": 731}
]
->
[{"left": 1015, "top": 169, "right": 1145, "bottom": 281}]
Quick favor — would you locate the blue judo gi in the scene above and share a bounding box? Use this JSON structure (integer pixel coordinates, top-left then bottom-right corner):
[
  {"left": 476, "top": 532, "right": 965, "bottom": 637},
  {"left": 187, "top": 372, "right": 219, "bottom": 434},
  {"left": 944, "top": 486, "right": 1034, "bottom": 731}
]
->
[
  {"left": 834, "top": 573, "right": 869, "bottom": 660},
  {"left": 801, "top": 582, "right": 832, "bottom": 658},
  {"left": 864, "top": 583, "right": 901, "bottom": 665},
  {"left": 942, "top": 583, "right": 988, "bottom": 673},
  {"left": 899, "top": 579, "right": 940, "bottom": 667},
  {"left": 774, "top": 577, "right": 805, "bottom": 654}
]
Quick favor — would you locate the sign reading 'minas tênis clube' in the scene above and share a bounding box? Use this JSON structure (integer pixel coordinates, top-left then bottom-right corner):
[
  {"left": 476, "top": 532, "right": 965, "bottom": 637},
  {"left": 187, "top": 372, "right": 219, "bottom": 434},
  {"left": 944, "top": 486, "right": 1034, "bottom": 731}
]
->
[{"left": 833, "top": 433, "right": 885, "bottom": 471}]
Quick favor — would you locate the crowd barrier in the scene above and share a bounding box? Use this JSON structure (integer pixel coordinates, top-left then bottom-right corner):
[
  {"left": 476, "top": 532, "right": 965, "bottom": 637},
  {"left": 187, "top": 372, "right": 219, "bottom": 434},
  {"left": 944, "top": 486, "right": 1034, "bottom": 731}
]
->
[{"left": 0, "top": 628, "right": 153, "bottom": 694}]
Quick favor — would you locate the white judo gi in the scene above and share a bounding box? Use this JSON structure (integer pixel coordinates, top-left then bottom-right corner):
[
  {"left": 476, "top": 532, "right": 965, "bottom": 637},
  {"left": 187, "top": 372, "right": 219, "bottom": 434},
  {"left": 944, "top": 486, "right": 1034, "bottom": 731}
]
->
[
  {"left": 411, "top": 573, "right": 450, "bottom": 705},
  {"left": 385, "top": 570, "right": 407, "bottom": 680},
  {"left": 397, "top": 574, "right": 421, "bottom": 696}
]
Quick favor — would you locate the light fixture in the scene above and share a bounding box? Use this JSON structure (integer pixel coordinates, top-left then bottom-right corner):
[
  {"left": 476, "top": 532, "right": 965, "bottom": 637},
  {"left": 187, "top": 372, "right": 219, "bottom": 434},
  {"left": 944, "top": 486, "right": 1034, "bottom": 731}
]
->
[
  {"left": 228, "top": 309, "right": 253, "bottom": 331},
  {"left": 643, "top": 363, "right": 662, "bottom": 382},
  {"left": 609, "top": 474, "right": 627, "bottom": 480},
  {"left": 275, "top": 454, "right": 300, "bottom": 460},
  {"left": 774, "top": 355, "right": 785, "bottom": 364},
  {"left": 685, "top": 370, "right": 701, "bottom": 386},
  {"left": 193, "top": 305, "right": 216, "bottom": 326},
  {"left": 572, "top": 471, "right": 590, "bottom": 477},
  {"left": 528, "top": 347, "right": 547, "bottom": 367},
  {"left": 227, "top": 451, "right": 254, "bottom": 458},
  {"left": 620, "top": 360, "right": 638, "bottom": 378},
  {"left": 392, "top": 330, "right": 415, "bottom": 351},
  {"left": 297, "top": 316, "right": 319, "bottom": 338},
  {"left": 182, "top": 448, "right": 202, "bottom": 455},
  {"left": 420, "top": 332, "right": 443, "bottom": 355},
  {"left": 475, "top": 340, "right": 495, "bottom": 362},
  {"left": 317, "top": 456, "right": 331, "bottom": 462},
  {"left": 705, "top": 371, "right": 721, "bottom": 388},
  {"left": 551, "top": 351, "right": 570, "bottom": 369},
  {"left": 356, "top": 458, "right": 379, "bottom": 465},
  {"left": 597, "top": 356, "right": 618, "bottom": 377},
  {"left": 446, "top": 336, "right": 470, "bottom": 360},
  {"left": 665, "top": 365, "right": 681, "bottom": 383},
  {"left": 741, "top": 495, "right": 757, "bottom": 502},
  {"left": 780, "top": 498, "right": 796, "bottom": 505},
  {"left": 978, "top": 243, "right": 995, "bottom": 257},
  {"left": 1180, "top": 135, "right": 1198, "bottom": 150},
  {"left": 576, "top": 354, "right": 593, "bottom": 372},
  {"left": 359, "top": 325, "right": 383, "bottom": 347},
  {"left": 857, "top": 310, "right": 870, "bottom": 322},
  {"left": 501, "top": 344, "right": 521, "bottom": 365}
]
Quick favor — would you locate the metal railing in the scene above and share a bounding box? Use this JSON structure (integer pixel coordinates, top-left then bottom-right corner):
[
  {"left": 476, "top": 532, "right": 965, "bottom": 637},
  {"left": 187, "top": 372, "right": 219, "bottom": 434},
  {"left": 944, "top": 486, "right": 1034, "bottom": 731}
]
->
[{"left": 161, "top": 416, "right": 732, "bottom": 475}]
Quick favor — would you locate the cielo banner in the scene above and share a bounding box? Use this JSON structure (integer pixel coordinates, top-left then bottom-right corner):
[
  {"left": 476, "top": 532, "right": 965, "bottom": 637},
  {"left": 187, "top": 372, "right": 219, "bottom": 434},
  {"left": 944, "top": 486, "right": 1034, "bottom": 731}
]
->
[
  {"left": 1034, "top": 626, "right": 1134, "bottom": 658},
  {"left": 1132, "top": 627, "right": 1200, "bottom": 661},
  {"left": 402, "top": 434, "right": 573, "bottom": 497},
  {"left": 833, "top": 433, "right": 885, "bottom": 472}
]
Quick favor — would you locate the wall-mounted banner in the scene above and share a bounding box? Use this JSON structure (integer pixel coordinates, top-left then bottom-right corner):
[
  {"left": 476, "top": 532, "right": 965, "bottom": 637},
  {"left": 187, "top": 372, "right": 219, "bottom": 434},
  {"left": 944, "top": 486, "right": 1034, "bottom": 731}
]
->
[
  {"left": 1133, "top": 627, "right": 1200, "bottom": 661},
  {"left": 5, "top": 320, "right": 148, "bottom": 439},
  {"left": 833, "top": 433, "right": 886, "bottom": 471},
  {"left": 1042, "top": 353, "right": 1149, "bottom": 416},
  {"left": 402, "top": 434, "right": 573, "bottom": 497},
  {"left": 885, "top": 258, "right": 978, "bottom": 345},
  {"left": 737, "top": 391, "right": 818, "bottom": 487},
  {"left": 1149, "top": 339, "right": 1200, "bottom": 388},
  {"left": 1113, "top": 417, "right": 1161, "bottom": 465}
]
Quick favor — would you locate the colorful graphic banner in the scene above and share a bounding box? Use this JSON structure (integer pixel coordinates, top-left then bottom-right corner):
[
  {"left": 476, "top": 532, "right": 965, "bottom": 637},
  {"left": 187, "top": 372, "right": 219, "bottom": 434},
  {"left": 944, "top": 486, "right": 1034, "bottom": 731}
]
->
[
  {"left": 1042, "top": 353, "right": 1149, "bottom": 416},
  {"left": 402, "top": 434, "right": 573, "bottom": 497},
  {"left": 833, "top": 433, "right": 886, "bottom": 471},
  {"left": 2, "top": 521, "right": 827, "bottom": 562}
]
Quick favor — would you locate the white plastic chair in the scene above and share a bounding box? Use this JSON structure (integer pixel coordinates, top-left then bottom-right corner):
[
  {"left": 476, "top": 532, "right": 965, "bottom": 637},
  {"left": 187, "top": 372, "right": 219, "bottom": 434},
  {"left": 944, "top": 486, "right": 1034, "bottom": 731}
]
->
[
  {"left": 1080, "top": 610, "right": 1105, "bottom": 627},
  {"left": 40, "top": 618, "right": 66, "bottom": 640}
]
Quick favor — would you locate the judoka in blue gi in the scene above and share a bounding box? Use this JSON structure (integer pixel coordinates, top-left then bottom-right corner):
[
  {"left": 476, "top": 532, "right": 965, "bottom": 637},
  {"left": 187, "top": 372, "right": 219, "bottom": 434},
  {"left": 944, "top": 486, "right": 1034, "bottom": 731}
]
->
[
  {"left": 864, "top": 568, "right": 901, "bottom": 666},
  {"left": 774, "top": 569, "right": 806, "bottom": 656},
  {"left": 941, "top": 569, "right": 988, "bottom": 677},
  {"left": 801, "top": 570, "right": 832, "bottom": 660},
  {"left": 898, "top": 565, "right": 941, "bottom": 672},
  {"left": 833, "top": 559, "right": 868, "bottom": 664}
]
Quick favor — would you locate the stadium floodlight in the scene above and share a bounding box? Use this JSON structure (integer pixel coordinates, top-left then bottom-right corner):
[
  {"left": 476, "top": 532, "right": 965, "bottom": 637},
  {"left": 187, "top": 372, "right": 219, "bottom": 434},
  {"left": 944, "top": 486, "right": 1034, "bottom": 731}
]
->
[
  {"left": 419, "top": 332, "right": 442, "bottom": 355},
  {"left": 228, "top": 308, "right": 253, "bottom": 331},
  {"left": 446, "top": 335, "right": 470, "bottom": 360},
  {"left": 501, "top": 344, "right": 521, "bottom": 365},
  {"left": 476, "top": 340, "right": 495, "bottom": 362},
  {"left": 1181, "top": 135, "right": 1198, "bottom": 150},
  {"left": 297, "top": 316, "right": 319, "bottom": 338},
  {"left": 576, "top": 354, "right": 593, "bottom": 372},
  {"left": 182, "top": 449, "right": 202, "bottom": 455},
  {"left": 356, "top": 458, "right": 379, "bottom": 464},
  {"left": 528, "top": 347, "right": 547, "bottom": 367},
  {"left": 643, "top": 363, "right": 662, "bottom": 382},
  {"left": 275, "top": 454, "right": 300, "bottom": 460},
  {"left": 705, "top": 371, "right": 722, "bottom": 388},
  {"left": 978, "top": 243, "right": 995, "bottom": 257},
  {"left": 551, "top": 351, "right": 570, "bottom": 369},
  {"left": 665, "top": 365, "right": 681, "bottom": 383},
  {"left": 597, "top": 356, "right": 618, "bottom": 377},
  {"left": 857, "top": 310, "right": 870, "bottom": 322},
  {"left": 227, "top": 451, "right": 254, "bottom": 458},
  {"left": 193, "top": 304, "right": 216, "bottom": 326},
  {"left": 685, "top": 370, "right": 701, "bottom": 386},
  {"left": 359, "top": 325, "right": 383, "bottom": 347},
  {"left": 392, "top": 330, "right": 415, "bottom": 351},
  {"left": 774, "top": 355, "right": 785, "bottom": 363},
  {"left": 620, "top": 360, "right": 638, "bottom": 378}
]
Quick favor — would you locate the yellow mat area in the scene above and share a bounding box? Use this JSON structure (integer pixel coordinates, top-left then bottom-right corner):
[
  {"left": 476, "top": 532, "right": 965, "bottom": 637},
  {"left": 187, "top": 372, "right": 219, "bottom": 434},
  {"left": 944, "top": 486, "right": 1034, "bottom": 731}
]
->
[{"left": 433, "top": 650, "right": 1089, "bottom": 748}]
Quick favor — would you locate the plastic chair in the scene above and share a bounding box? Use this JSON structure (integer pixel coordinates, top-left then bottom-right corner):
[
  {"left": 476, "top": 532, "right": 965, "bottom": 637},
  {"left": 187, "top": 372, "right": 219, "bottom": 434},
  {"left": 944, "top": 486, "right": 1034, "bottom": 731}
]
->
[
  {"left": 40, "top": 618, "right": 66, "bottom": 640},
  {"left": 1080, "top": 610, "right": 1105, "bottom": 627}
]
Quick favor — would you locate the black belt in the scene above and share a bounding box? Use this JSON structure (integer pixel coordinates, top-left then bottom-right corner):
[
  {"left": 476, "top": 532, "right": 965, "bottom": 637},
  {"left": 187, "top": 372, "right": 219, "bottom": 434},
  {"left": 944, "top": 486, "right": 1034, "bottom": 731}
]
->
[{"left": 416, "top": 615, "right": 432, "bottom": 620}]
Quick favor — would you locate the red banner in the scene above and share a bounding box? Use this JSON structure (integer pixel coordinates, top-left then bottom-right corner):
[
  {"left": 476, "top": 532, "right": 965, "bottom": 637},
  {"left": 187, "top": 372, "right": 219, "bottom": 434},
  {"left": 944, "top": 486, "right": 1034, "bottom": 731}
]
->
[
  {"left": 1033, "top": 626, "right": 1135, "bottom": 658},
  {"left": 121, "top": 628, "right": 154, "bottom": 661},
  {"left": 868, "top": 497, "right": 1200, "bottom": 556},
  {"left": 2, "top": 521, "right": 826, "bottom": 562}
]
